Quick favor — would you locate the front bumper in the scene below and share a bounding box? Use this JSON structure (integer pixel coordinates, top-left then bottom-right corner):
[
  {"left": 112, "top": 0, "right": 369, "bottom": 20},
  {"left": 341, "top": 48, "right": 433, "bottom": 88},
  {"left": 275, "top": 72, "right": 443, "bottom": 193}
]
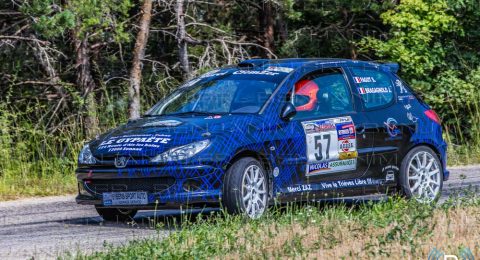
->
[{"left": 75, "top": 165, "right": 224, "bottom": 208}]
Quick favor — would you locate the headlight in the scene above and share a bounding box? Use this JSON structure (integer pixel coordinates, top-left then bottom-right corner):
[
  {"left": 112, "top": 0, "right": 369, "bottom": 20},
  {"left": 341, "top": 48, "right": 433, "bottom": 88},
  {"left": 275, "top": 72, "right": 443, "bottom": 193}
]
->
[
  {"left": 151, "top": 140, "right": 210, "bottom": 163},
  {"left": 78, "top": 144, "right": 96, "bottom": 165}
]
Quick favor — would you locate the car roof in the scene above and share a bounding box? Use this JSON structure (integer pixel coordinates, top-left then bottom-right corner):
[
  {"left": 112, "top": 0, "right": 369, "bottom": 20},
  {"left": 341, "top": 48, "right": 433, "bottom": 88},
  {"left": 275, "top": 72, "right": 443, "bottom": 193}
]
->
[{"left": 238, "top": 58, "right": 399, "bottom": 74}]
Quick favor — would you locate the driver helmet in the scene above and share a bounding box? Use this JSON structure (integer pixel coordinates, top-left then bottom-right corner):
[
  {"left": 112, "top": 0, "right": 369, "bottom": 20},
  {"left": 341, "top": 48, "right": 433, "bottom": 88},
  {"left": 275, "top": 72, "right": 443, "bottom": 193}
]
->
[{"left": 294, "top": 79, "right": 319, "bottom": 111}]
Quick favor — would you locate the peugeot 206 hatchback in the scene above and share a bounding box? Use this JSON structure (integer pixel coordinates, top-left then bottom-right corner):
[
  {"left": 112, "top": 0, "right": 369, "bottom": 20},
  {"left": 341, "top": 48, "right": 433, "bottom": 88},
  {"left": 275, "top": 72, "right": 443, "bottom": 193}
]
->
[{"left": 76, "top": 58, "right": 449, "bottom": 220}]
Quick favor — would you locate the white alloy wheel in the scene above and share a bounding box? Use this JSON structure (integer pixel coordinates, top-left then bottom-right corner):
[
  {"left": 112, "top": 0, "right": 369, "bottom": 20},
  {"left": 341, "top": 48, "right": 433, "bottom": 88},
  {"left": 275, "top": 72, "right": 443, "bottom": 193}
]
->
[
  {"left": 241, "top": 164, "right": 267, "bottom": 218},
  {"left": 406, "top": 150, "right": 442, "bottom": 202}
]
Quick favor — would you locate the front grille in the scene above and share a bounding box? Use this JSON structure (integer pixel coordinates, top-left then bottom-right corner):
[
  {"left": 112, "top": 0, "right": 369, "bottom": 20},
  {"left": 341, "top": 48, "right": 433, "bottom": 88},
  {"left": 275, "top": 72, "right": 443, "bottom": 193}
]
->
[{"left": 84, "top": 177, "right": 175, "bottom": 194}]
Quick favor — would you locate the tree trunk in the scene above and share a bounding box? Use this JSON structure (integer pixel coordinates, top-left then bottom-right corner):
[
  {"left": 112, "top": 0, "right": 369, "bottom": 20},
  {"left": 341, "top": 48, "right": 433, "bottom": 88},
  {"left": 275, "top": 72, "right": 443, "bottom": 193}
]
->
[
  {"left": 74, "top": 35, "right": 99, "bottom": 138},
  {"left": 176, "top": 0, "right": 191, "bottom": 80},
  {"left": 260, "top": 1, "right": 275, "bottom": 58},
  {"left": 128, "top": 0, "right": 153, "bottom": 119}
]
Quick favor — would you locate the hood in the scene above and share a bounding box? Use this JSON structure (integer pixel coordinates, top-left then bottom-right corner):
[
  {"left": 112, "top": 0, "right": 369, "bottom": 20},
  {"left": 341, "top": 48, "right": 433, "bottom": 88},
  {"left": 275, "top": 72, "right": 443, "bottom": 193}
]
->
[{"left": 90, "top": 114, "right": 265, "bottom": 157}]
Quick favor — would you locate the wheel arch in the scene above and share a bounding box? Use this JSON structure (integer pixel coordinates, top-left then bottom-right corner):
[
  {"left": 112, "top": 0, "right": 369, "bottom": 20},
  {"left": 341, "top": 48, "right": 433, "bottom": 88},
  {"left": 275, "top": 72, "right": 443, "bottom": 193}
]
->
[
  {"left": 224, "top": 149, "right": 274, "bottom": 198},
  {"left": 226, "top": 149, "right": 272, "bottom": 176}
]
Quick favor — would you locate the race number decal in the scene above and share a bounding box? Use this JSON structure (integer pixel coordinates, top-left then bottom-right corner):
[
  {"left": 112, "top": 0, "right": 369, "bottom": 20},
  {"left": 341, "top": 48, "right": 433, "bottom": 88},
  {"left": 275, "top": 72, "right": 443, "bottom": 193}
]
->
[{"left": 302, "top": 117, "right": 357, "bottom": 176}]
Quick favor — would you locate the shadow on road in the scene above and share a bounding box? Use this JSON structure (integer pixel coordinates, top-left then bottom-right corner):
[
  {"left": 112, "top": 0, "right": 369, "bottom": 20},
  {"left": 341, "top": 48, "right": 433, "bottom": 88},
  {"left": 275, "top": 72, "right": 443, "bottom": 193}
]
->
[{"left": 62, "top": 207, "right": 221, "bottom": 230}]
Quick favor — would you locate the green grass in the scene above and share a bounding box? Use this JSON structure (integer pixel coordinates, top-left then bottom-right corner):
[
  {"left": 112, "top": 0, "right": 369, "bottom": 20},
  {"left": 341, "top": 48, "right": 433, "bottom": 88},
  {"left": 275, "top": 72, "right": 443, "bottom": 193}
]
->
[
  {"left": 0, "top": 114, "right": 76, "bottom": 199},
  {"left": 70, "top": 195, "right": 480, "bottom": 259}
]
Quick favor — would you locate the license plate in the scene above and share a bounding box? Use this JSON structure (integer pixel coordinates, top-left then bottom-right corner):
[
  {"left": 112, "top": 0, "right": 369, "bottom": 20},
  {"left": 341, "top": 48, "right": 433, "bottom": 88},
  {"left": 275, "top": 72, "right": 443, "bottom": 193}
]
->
[{"left": 103, "top": 192, "right": 148, "bottom": 206}]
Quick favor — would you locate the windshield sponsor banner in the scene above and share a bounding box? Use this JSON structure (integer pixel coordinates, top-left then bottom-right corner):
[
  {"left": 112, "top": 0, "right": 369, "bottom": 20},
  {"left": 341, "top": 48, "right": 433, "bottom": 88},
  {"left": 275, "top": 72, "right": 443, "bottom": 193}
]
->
[
  {"left": 233, "top": 70, "right": 279, "bottom": 76},
  {"left": 284, "top": 177, "right": 385, "bottom": 193},
  {"left": 97, "top": 134, "right": 171, "bottom": 152},
  {"left": 181, "top": 69, "right": 230, "bottom": 88},
  {"left": 265, "top": 66, "right": 294, "bottom": 73},
  {"left": 302, "top": 116, "right": 357, "bottom": 176}
]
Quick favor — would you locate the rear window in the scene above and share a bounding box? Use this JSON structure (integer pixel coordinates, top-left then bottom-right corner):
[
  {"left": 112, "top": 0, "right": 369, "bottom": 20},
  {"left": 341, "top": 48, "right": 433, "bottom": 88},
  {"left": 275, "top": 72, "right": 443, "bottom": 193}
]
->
[{"left": 351, "top": 68, "right": 394, "bottom": 109}]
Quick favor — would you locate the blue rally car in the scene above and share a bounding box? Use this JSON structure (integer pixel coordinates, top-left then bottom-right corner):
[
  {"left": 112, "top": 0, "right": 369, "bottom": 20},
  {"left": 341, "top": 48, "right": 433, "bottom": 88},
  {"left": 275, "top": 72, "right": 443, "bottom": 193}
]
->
[{"left": 76, "top": 58, "right": 449, "bottom": 220}]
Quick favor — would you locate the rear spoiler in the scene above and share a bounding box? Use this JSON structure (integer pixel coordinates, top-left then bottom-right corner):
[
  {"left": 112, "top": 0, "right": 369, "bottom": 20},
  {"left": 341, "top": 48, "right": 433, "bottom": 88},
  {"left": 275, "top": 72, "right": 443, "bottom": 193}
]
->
[{"left": 379, "top": 62, "right": 400, "bottom": 74}]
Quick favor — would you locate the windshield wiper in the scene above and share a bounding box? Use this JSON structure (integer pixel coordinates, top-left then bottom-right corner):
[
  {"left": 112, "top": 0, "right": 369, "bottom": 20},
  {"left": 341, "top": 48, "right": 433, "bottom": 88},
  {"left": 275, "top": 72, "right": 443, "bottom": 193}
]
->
[{"left": 142, "top": 114, "right": 162, "bottom": 117}]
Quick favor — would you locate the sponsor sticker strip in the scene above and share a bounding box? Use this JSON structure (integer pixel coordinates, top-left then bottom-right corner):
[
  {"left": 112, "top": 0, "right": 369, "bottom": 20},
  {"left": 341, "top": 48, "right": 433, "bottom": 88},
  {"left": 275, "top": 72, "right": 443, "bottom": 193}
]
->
[
  {"left": 354, "top": 76, "right": 376, "bottom": 83},
  {"left": 285, "top": 177, "right": 385, "bottom": 193},
  {"left": 358, "top": 87, "right": 391, "bottom": 94}
]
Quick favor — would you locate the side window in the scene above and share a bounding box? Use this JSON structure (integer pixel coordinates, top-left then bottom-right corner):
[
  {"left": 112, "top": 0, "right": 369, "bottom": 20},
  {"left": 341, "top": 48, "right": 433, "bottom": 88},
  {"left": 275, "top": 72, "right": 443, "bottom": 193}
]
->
[
  {"left": 292, "top": 68, "right": 353, "bottom": 119},
  {"left": 351, "top": 68, "right": 394, "bottom": 109}
]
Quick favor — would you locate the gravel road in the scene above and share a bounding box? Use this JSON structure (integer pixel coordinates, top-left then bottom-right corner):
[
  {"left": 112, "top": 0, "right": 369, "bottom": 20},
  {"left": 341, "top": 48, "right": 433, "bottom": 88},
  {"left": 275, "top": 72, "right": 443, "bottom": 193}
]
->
[{"left": 0, "top": 165, "right": 479, "bottom": 259}]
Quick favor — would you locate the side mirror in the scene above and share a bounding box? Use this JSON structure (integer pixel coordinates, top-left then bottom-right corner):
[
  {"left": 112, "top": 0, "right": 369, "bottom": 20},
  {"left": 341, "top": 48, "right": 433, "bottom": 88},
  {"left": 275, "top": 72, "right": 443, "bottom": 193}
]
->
[{"left": 280, "top": 103, "right": 297, "bottom": 121}]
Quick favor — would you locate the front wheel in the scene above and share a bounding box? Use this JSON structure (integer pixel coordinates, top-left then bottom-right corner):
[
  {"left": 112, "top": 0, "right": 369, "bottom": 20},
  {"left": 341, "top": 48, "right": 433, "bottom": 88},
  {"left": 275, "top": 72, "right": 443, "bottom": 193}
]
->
[
  {"left": 399, "top": 146, "right": 443, "bottom": 203},
  {"left": 95, "top": 207, "right": 137, "bottom": 222},
  {"left": 222, "top": 157, "right": 268, "bottom": 219}
]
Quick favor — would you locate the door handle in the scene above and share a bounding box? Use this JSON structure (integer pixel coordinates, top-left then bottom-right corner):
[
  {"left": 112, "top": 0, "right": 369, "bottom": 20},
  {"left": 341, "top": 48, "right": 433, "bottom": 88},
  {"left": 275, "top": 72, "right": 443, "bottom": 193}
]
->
[{"left": 356, "top": 126, "right": 365, "bottom": 135}]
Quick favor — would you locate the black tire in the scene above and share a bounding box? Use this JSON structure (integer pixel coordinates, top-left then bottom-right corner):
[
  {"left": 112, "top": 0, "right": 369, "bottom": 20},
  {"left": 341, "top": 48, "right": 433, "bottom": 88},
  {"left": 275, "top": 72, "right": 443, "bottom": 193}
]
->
[
  {"left": 222, "top": 157, "right": 269, "bottom": 218},
  {"left": 399, "top": 146, "right": 443, "bottom": 203},
  {"left": 95, "top": 207, "right": 138, "bottom": 222}
]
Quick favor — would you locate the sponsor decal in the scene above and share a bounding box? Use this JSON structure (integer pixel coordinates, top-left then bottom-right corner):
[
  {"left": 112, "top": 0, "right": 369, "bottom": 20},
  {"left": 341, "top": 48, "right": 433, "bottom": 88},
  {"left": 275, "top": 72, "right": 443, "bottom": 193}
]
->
[
  {"left": 181, "top": 69, "right": 229, "bottom": 88},
  {"left": 336, "top": 122, "right": 355, "bottom": 140},
  {"left": 354, "top": 76, "right": 376, "bottom": 83},
  {"left": 358, "top": 87, "right": 391, "bottom": 94},
  {"left": 382, "top": 165, "right": 399, "bottom": 172},
  {"left": 205, "top": 115, "right": 222, "bottom": 120},
  {"left": 384, "top": 118, "right": 401, "bottom": 137},
  {"left": 233, "top": 70, "right": 279, "bottom": 76},
  {"left": 265, "top": 66, "right": 293, "bottom": 73},
  {"left": 386, "top": 172, "right": 395, "bottom": 181},
  {"left": 407, "top": 112, "right": 418, "bottom": 123},
  {"left": 98, "top": 134, "right": 172, "bottom": 152},
  {"left": 287, "top": 184, "right": 312, "bottom": 193},
  {"left": 339, "top": 151, "right": 358, "bottom": 160},
  {"left": 307, "top": 159, "right": 356, "bottom": 176},
  {"left": 395, "top": 79, "right": 408, "bottom": 94},
  {"left": 302, "top": 120, "right": 336, "bottom": 134},
  {"left": 142, "top": 119, "right": 182, "bottom": 127},
  {"left": 398, "top": 94, "right": 415, "bottom": 101},
  {"left": 382, "top": 165, "right": 399, "bottom": 182},
  {"left": 339, "top": 139, "right": 355, "bottom": 152},
  {"left": 285, "top": 177, "right": 385, "bottom": 193}
]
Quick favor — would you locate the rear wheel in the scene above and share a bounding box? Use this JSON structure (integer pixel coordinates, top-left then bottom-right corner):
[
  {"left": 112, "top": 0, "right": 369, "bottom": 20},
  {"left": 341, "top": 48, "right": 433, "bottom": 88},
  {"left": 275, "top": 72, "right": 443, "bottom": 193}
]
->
[
  {"left": 222, "top": 157, "right": 268, "bottom": 219},
  {"left": 400, "top": 146, "right": 443, "bottom": 203},
  {"left": 95, "top": 207, "right": 137, "bottom": 222}
]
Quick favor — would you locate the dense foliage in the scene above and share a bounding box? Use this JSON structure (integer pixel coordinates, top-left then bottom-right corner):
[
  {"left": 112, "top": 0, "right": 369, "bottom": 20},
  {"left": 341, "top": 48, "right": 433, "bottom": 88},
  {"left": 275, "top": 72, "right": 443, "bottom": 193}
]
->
[{"left": 1, "top": 0, "right": 480, "bottom": 197}]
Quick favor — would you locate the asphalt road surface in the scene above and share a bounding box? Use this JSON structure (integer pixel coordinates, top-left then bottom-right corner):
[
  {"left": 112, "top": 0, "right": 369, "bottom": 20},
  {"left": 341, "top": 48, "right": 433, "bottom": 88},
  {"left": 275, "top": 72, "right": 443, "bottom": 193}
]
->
[{"left": 0, "top": 165, "right": 479, "bottom": 259}]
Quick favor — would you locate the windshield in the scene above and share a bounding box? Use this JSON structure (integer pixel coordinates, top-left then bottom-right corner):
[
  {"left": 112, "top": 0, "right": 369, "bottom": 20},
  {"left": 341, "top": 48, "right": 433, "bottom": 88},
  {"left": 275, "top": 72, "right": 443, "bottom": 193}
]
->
[{"left": 147, "top": 72, "right": 282, "bottom": 116}]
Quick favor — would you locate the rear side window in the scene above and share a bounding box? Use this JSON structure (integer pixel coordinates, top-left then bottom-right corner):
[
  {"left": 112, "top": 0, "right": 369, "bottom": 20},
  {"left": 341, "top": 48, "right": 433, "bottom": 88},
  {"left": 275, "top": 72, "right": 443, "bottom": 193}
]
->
[{"left": 351, "top": 68, "right": 394, "bottom": 109}]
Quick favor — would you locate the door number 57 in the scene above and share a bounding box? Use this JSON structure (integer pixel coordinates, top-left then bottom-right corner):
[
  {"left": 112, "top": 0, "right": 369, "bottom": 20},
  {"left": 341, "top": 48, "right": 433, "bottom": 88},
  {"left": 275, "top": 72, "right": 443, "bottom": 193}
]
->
[{"left": 314, "top": 134, "right": 331, "bottom": 161}]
